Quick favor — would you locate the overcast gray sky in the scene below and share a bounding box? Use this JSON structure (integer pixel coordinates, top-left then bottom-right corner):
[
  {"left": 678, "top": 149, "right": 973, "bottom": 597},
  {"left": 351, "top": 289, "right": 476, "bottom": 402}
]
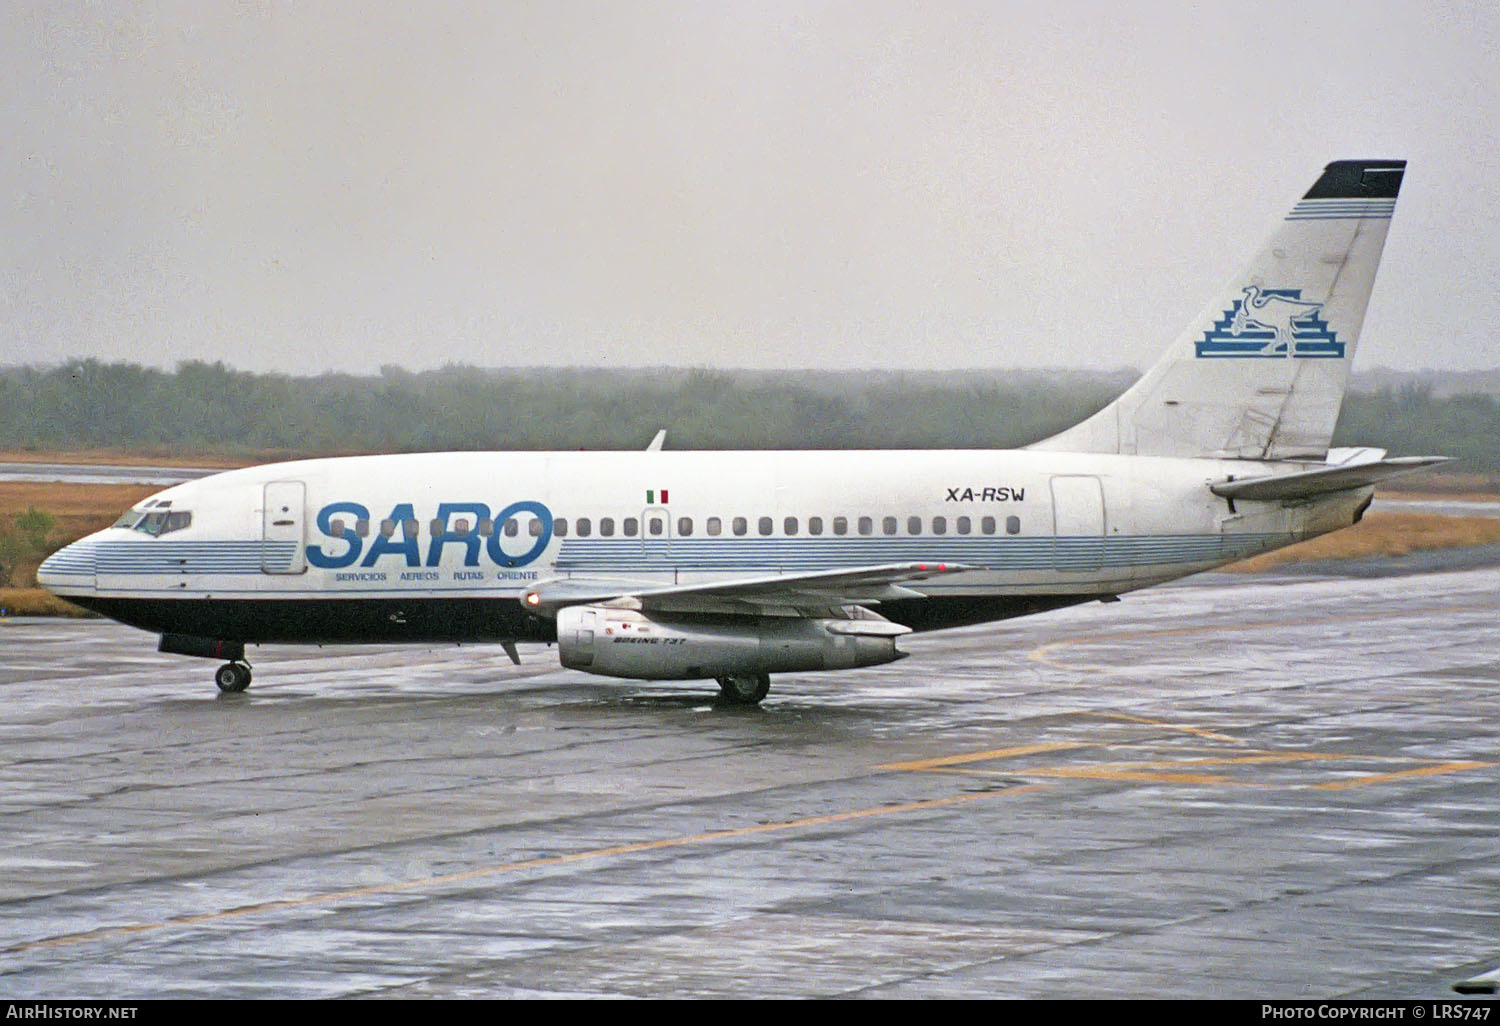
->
[{"left": 5, "top": 1, "right": 1497, "bottom": 375}]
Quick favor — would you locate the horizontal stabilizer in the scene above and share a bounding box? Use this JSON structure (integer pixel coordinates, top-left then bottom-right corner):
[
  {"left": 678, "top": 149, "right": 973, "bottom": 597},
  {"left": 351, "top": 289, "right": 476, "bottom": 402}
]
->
[{"left": 1209, "top": 456, "right": 1450, "bottom": 501}]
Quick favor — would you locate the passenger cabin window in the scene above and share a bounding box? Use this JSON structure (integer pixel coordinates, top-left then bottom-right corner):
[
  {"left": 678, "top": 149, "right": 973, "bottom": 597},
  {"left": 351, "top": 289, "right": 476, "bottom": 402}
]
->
[
  {"left": 981, "top": 516, "right": 996, "bottom": 535},
  {"left": 553, "top": 518, "right": 568, "bottom": 537},
  {"left": 576, "top": 517, "right": 592, "bottom": 537},
  {"left": 956, "top": 516, "right": 971, "bottom": 535},
  {"left": 907, "top": 516, "right": 922, "bottom": 535},
  {"left": 758, "top": 517, "right": 773, "bottom": 536},
  {"left": 504, "top": 518, "right": 519, "bottom": 537},
  {"left": 402, "top": 519, "right": 419, "bottom": 539},
  {"left": 707, "top": 517, "right": 722, "bottom": 536},
  {"left": 783, "top": 517, "right": 797, "bottom": 535},
  {"left": 932, "top": 516, "right": 947, "bottom": 535},
  {"left": 330, "top": 519, "right": 347, "bottom": 537},
  {"left": 600, "top": 517, "right": 615, "bottom": 537},
  {"left": 478, "top": 518, "right": 495, "bottom": 537},
  {"left": 648, "top": 516, "right": 665, "bottom": 536},
  {"left": 833, "top": 516, "right": 848, "bottom": 536},
  {"left": 454, "top": 518, "right": 470, "bottom": 537},
  {"left": 428, "top": 518, "right": 444, "bottom": 537},
  {"left": 380, "top": 519, "right": 396, "bottom": 538},
  {"left": 624, "top": 517, "right": 639, "bottom": 537},
  {"left": 808, "top": 517, "right": 823, "bottom": 535},
  {"left": 678, "top": 517, "right": 693, "bottom": 536},
  {"left": 858, "top": 516, "right": 873, "bottom": 536},
  {"left": 733, "top": 517, "right": 747, "bottom": 536},
  {"left": 1006, "top": 515, "right": 1022, "bottom": 535},
  {"left": 882, "top": 516, "right": 897, "bottom": 536},
  {"left": 529, "top": 518, "right": 544, "bottom": 537}
]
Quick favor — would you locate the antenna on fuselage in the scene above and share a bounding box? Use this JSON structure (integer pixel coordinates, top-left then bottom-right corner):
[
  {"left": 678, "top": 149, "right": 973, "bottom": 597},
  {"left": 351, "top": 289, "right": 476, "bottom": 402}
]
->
[{"left": 646, "top": 429, "right": 667, "bottom": 452}]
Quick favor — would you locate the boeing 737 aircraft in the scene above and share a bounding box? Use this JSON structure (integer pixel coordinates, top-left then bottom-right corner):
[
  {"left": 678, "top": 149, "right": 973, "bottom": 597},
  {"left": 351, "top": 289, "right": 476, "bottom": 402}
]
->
[{"left": 38, "top": 159, "right": 1442, "bottom": 704}]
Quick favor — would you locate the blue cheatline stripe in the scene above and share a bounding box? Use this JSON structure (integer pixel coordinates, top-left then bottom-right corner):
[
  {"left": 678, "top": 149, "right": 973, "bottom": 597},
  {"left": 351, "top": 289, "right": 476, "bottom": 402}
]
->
[
  {"left": 554, "top": 534, "right": 1285, "bottom": 573},
  {"left": 49, "top": 540, "right": 301, "bottom": 575},
  {"left": 38, "top": 550, "right": 96, "bottom": 575},
  {"left": 48, "top": 532, "right": 1289, "bottom": 579},
  {"left": 1291, "top": 199, "right": 1396, "bottom": 210},
  {"left": 1286, "top": 198, "right": 1396, "bottom": 221}
]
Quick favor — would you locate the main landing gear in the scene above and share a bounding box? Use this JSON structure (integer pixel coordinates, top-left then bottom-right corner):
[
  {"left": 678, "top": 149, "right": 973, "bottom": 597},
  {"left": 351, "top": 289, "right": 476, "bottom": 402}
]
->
[
  {"left": 716, "top": 672, "right": 770, "bottom": 706},
  {"left": 214, "top": 661, "right": 252, "bottom": 694}
]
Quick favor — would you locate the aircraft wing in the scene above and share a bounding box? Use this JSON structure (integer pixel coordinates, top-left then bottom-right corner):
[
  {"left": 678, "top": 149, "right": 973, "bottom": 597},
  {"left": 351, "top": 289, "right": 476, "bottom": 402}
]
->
[
  {"left": 521, "top": 562, "right": 970, "bottom": 616},
  {"left": 1209, "top": 456, "right": 1450, "bottom": 502}
]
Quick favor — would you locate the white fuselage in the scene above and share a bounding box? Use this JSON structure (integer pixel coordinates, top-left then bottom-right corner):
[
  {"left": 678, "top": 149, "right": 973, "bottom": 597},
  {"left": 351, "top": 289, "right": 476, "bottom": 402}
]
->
[{"left": 39, "top": 448, "right": 1367, "bottom": 643}]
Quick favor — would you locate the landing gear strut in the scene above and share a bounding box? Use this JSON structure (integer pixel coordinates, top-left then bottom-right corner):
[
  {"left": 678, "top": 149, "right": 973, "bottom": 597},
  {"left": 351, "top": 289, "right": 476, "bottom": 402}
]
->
[
  {"left": 716, "top": 672, "right": 770, "bottom": 706},
  {"left": 214, "top": 661, "right": 252, "bottom": 693}
]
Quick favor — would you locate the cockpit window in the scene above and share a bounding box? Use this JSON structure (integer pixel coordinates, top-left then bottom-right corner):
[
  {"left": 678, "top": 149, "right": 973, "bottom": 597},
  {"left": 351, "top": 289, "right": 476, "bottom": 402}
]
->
[
  {"left": 145, "top": 510, "right": 192, "bottom": 536},
  {"left": 117, "top": 508, "right": 192, "bottom": 536}
]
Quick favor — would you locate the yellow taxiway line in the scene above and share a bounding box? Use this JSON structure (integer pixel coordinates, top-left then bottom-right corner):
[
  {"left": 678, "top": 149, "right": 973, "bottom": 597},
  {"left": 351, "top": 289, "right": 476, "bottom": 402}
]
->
[
  {"left": 874, "top": 741, "right": 1086, "bottom": 772},
  {"left": 1311, "top": 761, "right": 1495, "bottom": 791},
  {"left": 1087, "top": 711, "right": 1248, "bottom": 744},
  {"left": 887, "top": 746, "right": 1493, "bottom": 791}
]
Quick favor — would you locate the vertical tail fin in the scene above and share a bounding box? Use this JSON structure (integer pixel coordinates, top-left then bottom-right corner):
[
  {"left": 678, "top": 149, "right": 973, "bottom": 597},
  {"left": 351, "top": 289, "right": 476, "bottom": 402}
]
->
[{"left": 1030, "top": 160, "right": 1406, "bottom": 460}]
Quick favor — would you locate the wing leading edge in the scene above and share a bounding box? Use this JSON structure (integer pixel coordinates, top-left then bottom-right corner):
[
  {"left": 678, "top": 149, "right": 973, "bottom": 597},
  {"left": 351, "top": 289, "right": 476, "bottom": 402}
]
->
[{"left": 520, "top": 562, "right": 971, "bottom": 617}]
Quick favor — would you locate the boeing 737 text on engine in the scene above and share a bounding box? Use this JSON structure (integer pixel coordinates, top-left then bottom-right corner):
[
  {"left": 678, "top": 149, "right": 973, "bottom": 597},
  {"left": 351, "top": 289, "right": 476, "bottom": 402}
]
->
[{"left": 39, "top": 160, "right": 1444, "bottom": 704}]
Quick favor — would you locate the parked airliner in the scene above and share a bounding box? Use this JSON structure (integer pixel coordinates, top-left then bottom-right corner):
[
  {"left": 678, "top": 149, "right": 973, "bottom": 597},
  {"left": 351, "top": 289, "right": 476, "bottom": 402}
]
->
[{"left": 38, "top": 160, "right": 1441, "bottom": 703}]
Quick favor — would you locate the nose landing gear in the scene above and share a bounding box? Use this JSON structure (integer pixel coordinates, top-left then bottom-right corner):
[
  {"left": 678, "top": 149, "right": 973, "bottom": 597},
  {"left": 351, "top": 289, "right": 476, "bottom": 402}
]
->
[{"left": 159, "top": 635, "right": 251, "bottom": 693}]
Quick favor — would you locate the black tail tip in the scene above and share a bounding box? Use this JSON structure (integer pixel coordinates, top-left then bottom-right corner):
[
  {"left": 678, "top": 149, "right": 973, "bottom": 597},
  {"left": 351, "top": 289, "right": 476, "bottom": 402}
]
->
[{"left": 1304, "top": 160, "right": 1406, "bottom": 199}]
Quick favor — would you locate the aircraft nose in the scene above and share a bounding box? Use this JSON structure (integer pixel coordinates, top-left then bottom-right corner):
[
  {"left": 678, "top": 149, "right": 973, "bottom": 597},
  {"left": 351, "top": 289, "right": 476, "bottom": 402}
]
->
[{"left": 36, "top": 538, "right": 98, "bottom": 593}]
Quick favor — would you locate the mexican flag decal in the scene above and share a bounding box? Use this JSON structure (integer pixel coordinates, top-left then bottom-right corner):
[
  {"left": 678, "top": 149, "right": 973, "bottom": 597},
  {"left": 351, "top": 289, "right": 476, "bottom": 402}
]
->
[{"left": 646, "top": 489, "right": 669, "bottom": 504}]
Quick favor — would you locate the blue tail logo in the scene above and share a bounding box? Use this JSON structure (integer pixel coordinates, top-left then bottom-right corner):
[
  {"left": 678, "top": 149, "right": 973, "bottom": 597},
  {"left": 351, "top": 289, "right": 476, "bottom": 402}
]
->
[{"left": 1196, "top": 286, "right": 1343, "bottom": 358}]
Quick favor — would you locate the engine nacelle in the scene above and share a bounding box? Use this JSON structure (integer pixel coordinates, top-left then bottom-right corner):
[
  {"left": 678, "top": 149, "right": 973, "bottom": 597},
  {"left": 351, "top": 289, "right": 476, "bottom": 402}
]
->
[{"left": 555, "top": 605, "right": 908, "bottom": 680}]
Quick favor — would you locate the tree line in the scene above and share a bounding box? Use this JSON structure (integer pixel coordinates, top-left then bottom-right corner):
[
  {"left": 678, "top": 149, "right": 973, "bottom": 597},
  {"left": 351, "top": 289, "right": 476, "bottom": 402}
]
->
[{"left": 0, "top": 360, "right": 1493, "bottom": 471}]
